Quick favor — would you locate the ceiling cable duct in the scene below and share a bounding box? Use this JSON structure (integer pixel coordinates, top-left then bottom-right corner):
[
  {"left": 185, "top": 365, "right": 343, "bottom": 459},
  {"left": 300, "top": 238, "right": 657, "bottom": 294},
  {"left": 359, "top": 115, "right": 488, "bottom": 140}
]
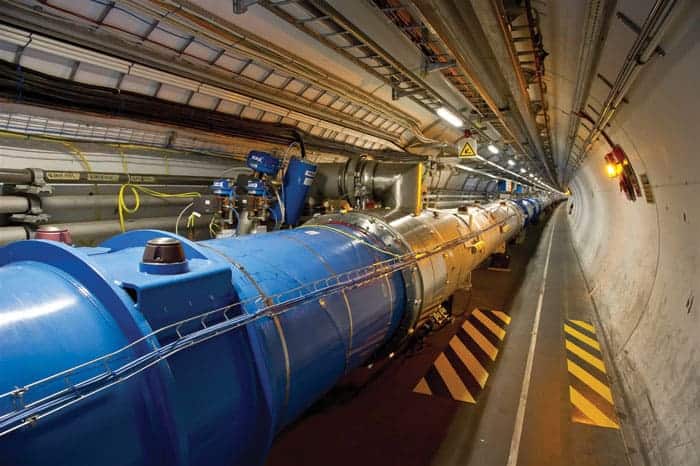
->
[
  {"left": 0, "top": 61, "right": 412, "bottom": 160},
  {"left": 256, "top": 0, "right": 447, "bottom": 145},
  {"left": 0, "top": 2, "right": 414, "bottom": 149},
  {"left": 133, "top": 0, "right": 426, "bottom": 140},
  {"left": 560, "top": 0, "right": 617, "bottom": 184},
  {"left": 405, "top": 0, "right": 550, "bottom": 176},
  {"left": 565, "top": 0, "right": 680, "bottom": 181}
]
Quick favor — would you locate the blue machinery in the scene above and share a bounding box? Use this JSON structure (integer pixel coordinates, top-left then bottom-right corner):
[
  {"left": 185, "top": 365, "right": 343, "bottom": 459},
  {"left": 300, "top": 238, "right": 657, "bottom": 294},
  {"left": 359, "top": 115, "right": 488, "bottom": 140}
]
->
[
  {"left": 0, "top": 197, "right": 550, "bottom": 466},
  {"left": 210, "top": 151, "right": 317, "bottom": 236}
]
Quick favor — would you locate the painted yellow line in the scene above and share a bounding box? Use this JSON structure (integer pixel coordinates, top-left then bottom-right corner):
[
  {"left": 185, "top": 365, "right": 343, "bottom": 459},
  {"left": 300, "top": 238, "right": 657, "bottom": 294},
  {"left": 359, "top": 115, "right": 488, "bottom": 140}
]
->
[
  {"left": 566, "top": 339, "right": 606, "bottom": 373},
  {"left": 564, "top": 324, "right": 600, "bottom": 351},
  {"left": 490, "top": 310, "right": 512, "bottom": 325},
  {"left": 463, "top": 321, "right": 498, "bottom": 360},
  {"left": 569, "top": 386, "right": 619, "bottom": 429},
  {"left": 449, "top": 336, "right": 489, "bottom": 388},
  {"left": 570, "top": 319, "right": 595, "bottom": 334},
  {"left": 434, "top": 353, "right": 475, "bottom": 403},
  {"left": 414, "top": 378, "right": 432, "bottom": 396},
  {"left": 473, "top": 309, "right": 506, "bottom": 340},
  {"left": 567, "top": 359, "right": 613, "bottom": 403}
]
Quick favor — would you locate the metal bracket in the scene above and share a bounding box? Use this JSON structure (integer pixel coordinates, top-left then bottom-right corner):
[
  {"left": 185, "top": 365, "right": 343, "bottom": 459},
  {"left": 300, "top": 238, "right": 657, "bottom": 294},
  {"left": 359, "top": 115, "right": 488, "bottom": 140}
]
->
[
  {"left": 616, "top": 12, "right": 665, "bottom": 60},
  {"left": 10, "top": 212, "right": 50, "bottom": 225},
  {"left": 233, "top": 0, "right": 259, "bottom": 14},
  {"left": 422, "top": 58, "right": 456, "bottom": 74},
  {"left": 12, "top": 169, "right": 53, "bottom": 196}
]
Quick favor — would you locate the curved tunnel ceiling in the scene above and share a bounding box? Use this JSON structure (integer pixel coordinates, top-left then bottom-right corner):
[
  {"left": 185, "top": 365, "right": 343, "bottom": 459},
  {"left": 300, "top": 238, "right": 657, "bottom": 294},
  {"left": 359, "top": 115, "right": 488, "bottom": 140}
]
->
[{"left": 0, "top": 0, "right": 617, "bottom": 194}]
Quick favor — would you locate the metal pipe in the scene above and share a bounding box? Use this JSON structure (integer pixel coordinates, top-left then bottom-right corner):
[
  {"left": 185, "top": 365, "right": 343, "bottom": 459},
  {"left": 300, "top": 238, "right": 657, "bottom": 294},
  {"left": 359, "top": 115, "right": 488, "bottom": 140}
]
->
[
  {"left": 568, "top": 0, "right": 680, "bottom": 178},
  {"left": 0, "top": 196, "right": 30, "bottom": 214},
  {"left": 0, "top": 168, "right": 33, "bottom": 184},
  {"left": 314, "top": 159, "right": 423, "bottom": 213},
  {"left": 41, "top": 195, "right": 194, "bottom": 211},
  {"left": 0, "top": 226, "right": 28, "bottom": 244}
]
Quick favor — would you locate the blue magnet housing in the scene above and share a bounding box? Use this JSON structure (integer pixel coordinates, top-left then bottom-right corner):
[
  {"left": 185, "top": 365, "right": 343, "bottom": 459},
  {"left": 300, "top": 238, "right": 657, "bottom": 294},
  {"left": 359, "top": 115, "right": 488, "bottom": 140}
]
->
[
  {"left": 0, "top": 225, "right": 405, "bottom": 466},
  {"left": 273, "top": 157, "right": 317, "bottom": 226}
]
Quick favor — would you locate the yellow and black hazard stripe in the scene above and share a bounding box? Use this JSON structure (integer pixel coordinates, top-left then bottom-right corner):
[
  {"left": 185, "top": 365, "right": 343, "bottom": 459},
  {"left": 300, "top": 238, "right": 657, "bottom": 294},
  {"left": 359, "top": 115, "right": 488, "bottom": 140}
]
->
[
  {"left": 413, "top": 309, "right": 511, "bottom": 403},
  {"left": 564, "top": 319, "right": 620, "bottom": 429}
]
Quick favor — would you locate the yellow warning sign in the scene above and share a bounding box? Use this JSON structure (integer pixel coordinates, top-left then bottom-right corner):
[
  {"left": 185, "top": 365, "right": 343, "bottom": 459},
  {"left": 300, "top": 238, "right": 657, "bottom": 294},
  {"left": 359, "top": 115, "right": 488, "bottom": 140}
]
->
[{"left": 459, "top": 142, "right": 477, "bottom": 158}]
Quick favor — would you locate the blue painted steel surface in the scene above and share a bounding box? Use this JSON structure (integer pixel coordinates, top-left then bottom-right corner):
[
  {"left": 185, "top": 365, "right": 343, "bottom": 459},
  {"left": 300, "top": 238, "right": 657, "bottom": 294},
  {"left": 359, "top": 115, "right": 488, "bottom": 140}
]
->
[
  {"left": 246, "top": 150, "right": 281, "bottom": 176},
  {"left": 0, "top": 224, "right": 403, "bottom": 466},
  {"left": 0, "top": 197, "right": 549, "bottom": 465},
  {"left": 274, "top": 157, "right": 317, "bottom": 226}
]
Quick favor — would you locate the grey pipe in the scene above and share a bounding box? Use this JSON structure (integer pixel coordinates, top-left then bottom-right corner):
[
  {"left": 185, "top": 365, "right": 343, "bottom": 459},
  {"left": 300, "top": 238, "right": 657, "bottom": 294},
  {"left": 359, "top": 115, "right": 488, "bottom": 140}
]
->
[
  {"left": 0, "top": 226, "right": 28, "bottom": 245},
  {"left": 46, "top": 216, "right": 189, "bottom": 242},
  {"left": 0, "top": 168, "right": 33, "bottom": 184},
  {"left": 0, "top": 196, "right": 30, "bottom": 214},
  {"left": 313, "top": 158, "right": 423, "bottom": 213},
  {"left": 41, "top": 195, "right": 195, "bottom": 211}
]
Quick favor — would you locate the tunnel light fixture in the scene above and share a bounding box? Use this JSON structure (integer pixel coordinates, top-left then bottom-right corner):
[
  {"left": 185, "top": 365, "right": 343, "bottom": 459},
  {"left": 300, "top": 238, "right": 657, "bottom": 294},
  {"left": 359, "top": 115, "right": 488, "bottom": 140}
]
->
[
  {"left": 487, "top": 144, "right": 499, "bottom": 154},
  {"left": 507, "top": 159, "right": 515, "bottom": 167},
  {"left": 436, "top": 107, "right": 464, "bottom": 128}
]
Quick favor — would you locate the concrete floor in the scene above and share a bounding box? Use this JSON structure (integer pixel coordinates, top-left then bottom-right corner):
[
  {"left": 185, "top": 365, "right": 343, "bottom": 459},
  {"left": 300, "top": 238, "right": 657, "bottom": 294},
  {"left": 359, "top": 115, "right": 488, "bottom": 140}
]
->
[{"left": 266, "top": 205, "right": 631, "bottom": 466}]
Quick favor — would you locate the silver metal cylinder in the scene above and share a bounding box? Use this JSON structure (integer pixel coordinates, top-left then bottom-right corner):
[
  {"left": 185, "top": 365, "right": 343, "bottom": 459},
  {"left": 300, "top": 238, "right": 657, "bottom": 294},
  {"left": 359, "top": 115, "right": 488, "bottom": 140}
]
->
[
  {"left": 0, "top": 226, "right": 29, "bottom": 244},
  {"left": 306, "top": 199, "right": 527, "bottom": 346},
  {"left": 0, "top": 196, "right": 30, "bottom": 214}
]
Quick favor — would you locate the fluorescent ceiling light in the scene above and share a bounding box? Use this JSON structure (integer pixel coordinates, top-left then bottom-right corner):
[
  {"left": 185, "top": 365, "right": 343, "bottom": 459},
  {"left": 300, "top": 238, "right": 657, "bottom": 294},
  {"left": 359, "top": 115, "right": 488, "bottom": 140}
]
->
[
  {"left": 487, "top": 144, "right": 499, "bottom": 154},
  {"left": 529, "top": 173, "right": 535, "bottom": 178},
  {"left": 520, "top": 168, "right": 527, "bottom": 173},
  {"left": 436, "top": 107, "right": 463, "bottom": 128},
  {"left": 507, "top": 159, "right": 515, "bottom": 167}
]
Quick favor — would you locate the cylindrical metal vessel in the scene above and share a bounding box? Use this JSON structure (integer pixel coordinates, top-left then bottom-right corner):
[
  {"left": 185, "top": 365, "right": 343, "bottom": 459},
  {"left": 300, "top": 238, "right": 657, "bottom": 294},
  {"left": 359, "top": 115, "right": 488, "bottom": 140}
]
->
[{"left": 0, "top": 198, "right": 547, "bottom": 466}]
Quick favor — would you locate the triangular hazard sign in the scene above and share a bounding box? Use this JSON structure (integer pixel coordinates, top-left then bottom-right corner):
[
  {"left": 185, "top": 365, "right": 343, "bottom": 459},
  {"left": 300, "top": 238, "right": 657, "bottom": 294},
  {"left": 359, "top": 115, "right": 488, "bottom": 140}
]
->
[{"left": 460, "top": 142, "right": 476, "bottom": 157}]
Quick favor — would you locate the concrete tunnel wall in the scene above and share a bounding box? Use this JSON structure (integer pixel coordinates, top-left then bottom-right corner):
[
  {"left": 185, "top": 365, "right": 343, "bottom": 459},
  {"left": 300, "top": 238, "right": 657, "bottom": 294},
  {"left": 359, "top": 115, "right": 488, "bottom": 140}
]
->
[{"left": 567, "top": 8, "right": 699, "bottom": 466}]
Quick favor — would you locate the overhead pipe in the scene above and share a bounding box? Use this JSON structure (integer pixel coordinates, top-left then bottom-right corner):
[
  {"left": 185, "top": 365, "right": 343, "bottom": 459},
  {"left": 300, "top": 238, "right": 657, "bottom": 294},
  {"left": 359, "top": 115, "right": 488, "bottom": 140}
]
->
[
  {"left": 567, "top": 0, "right": 680, "bottom": 179},
  {"left": 560, "top": 0, "right": 619, "bottom": 183}
]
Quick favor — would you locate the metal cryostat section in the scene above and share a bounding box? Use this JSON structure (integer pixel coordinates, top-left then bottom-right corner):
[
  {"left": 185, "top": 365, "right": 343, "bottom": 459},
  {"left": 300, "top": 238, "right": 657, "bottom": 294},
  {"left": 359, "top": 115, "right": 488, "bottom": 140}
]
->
[{"left": 0, "top": 198, "right": 548, "bottom": 466}]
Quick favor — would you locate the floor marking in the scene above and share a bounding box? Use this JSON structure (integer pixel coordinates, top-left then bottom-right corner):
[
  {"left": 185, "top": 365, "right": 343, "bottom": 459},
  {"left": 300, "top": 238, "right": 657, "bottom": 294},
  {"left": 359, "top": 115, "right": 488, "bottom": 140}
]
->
[
  {"left": 569, "top": 386, "right": 619, "bottom": 428},
  {"left": 570, "top": 319, "right": 595, "bottom": 333},
  {"left": 564, "top": 319, "right": 620, "bottom": 429},
  {"left": 449, "top": 335, "right": 489, "bottom": 388},
  {"left": 567, "top": 359, "right": 613, "bottom": 403},
  {"left": 564, "top": 324, "right": 601, "bottom": 351},
  {"left": 505, "top": 217, "right": 557, "bottom": 466},
  {"left": 414, "top": 378, "right": 432, "bottom": 396},
  {"left": 491, "top": 310, "right": 512, "bottom": 325},
  {"left": 463, "top": 321, "right": 498, "bottom": 360},
  {"left": 413, "top": 309, "right": 509, "bottom": 403},
  {"left": 434, "top": 353, "right": 475, "bottom": 403},
  {"left": 565, "top": 339, "right": 606, "bottom": 373},
  {"left": 473, "top": 309, "right": 506, "bottom": 340}
]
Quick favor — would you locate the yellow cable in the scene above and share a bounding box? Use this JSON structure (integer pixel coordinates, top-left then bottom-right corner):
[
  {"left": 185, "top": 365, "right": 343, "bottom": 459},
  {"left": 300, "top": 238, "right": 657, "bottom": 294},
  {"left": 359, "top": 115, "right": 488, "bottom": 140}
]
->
[
  {"left": 118, "top": 183, "right": 201, "bottom": 232},
  {"left": 117, "top": 146, "right": 129, "bottom": 174},
  {"left": 62, "top": 142, "right": 93, "bottom": 172}
]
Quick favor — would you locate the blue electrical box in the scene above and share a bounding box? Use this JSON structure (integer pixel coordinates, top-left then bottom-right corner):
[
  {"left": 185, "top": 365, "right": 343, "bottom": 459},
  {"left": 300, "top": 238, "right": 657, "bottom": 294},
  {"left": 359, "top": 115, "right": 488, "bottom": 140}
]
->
[
  {"left": 211, "top": 178, "right": 234, "bottom": 196},
  {"left": 246, "top": 151, "right": 281, "bottom": 177},
  {"left": 246, "top": 179, "right": 268, "bottom": 196}
]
